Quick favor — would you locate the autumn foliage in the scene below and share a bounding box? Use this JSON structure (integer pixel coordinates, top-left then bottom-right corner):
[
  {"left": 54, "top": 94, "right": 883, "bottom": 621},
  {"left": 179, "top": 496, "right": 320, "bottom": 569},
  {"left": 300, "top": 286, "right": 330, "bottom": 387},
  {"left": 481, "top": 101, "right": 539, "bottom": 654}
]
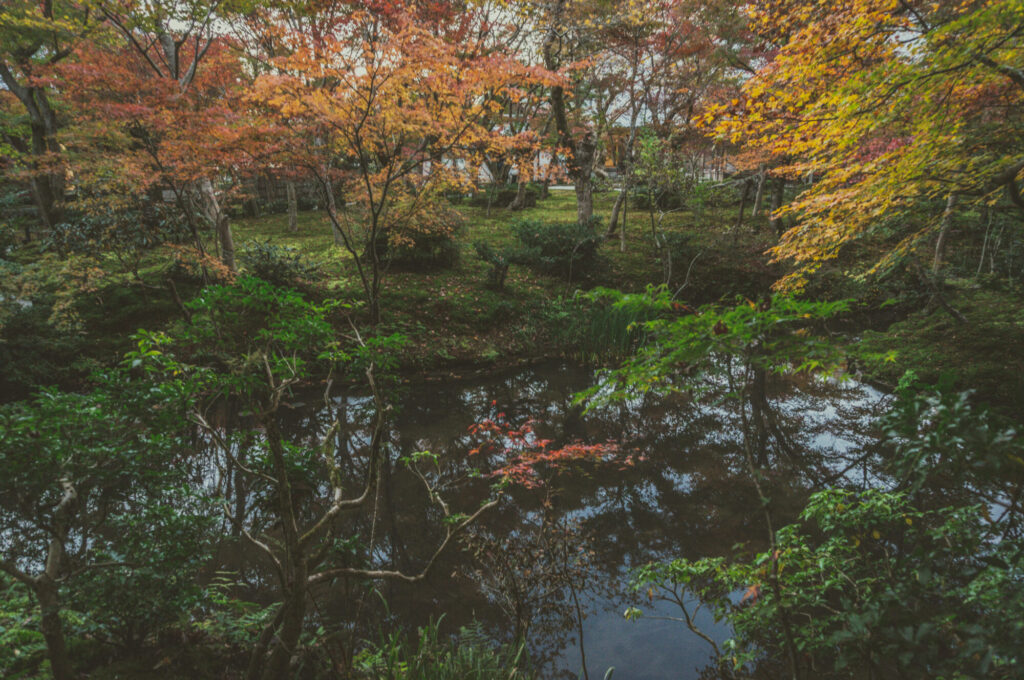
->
[
  {"left": 707, "top": 0, "right": 1024, "bottom": 288},
  {"left": 468, "top": 402, "right": 627, "bottom": 488},
  {"left": 246, "top": 7, "right": 556, "bottom": 321}
]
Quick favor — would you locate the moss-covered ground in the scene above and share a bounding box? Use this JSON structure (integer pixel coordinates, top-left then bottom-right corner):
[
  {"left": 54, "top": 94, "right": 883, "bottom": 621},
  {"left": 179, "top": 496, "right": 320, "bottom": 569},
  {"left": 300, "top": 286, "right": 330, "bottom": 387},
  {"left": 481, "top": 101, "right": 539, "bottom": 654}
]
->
[
  {"left": 856, "top": 282, "right": 1024, "bottom": 411},
  {"left": 228, "top": 189, "right": 779, "bottom": 369},
  {"left": 4, "top": 187, "right": 1023, "bottom": 412}
]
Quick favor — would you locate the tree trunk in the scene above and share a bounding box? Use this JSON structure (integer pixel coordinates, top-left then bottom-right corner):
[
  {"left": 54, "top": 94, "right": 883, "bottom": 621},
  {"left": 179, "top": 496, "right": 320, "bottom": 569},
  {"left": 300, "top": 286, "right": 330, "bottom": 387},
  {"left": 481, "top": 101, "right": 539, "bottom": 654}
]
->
[
  {"left": 369, "top": 272, "right": 382, "bottom": 326},
  {"left": 770, "top": 177, "right": 786, "bottom": 236},
  {"left": 485, "top": 184, "right": 495, "bottom": 217},
  {"left": 249, "top": 180, "right": 261, "bottom": 218},
  {"left": 620, "top": 191, "right": 628, "bottom": 254},
  {"left": 368, "top": 210, "right": 383, "bottom": 326},
  {"left": 261, "top": 565, "right": 308, "bottom": 680},
  {"left": 607, "top": 186, "right": 630, "bottom": 253},
  {"left": 542, "top": 0, "right": 595, "bottom": 229},
  {"left": 198, "top": 177, "right": 236, "bottom": 272},
  {"left": 608, "top": 189, "right": 627, "bottom": 236},
  {"left": 606, "top": 111, "right": 639, "bottom": 245},
  {"left": 32, "top": 478, "right": 78, "bottom": 680},
  {"left": 322, "top": 177, "right": 345, "bottom": 246},
  {"left": 28, "top": 169, "right": 64, "bottom": 234},
  {"left": 751, "top": 164, "right": 767, "bottom": 218},
  {"left": 286, "top": 181, "right": 298, "bottom": 232},
  {"left": 507, "top": 180, "right": 528, "bottom": 211},
  {"left": 35, "top": 578, "right": 74, "bottom": 680},
  {"left": 574, "top": 132, "right": 597, "bottom": 228},
  {"left": 732, "top": 179, "right": 752, "bottom": 242},
  {"left": 0, "top": 63, "right": 65, "bottom": 237},
  {"left": 977, "top": 205, "right": 992, "bottom": 277},
  {"left": 933, "top": 191, "right": 959, "bottom": 275},
  {"left": 926, "top": 194, "right": 968, "bottom": 324}
]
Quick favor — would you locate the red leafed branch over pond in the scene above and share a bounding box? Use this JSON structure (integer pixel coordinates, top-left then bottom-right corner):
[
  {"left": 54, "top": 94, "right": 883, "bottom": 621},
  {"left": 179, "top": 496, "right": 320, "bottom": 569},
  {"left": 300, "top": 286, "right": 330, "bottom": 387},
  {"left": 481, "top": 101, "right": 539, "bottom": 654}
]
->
[{"left": 467, "top": 402, "right": 636, "bottom": 488}]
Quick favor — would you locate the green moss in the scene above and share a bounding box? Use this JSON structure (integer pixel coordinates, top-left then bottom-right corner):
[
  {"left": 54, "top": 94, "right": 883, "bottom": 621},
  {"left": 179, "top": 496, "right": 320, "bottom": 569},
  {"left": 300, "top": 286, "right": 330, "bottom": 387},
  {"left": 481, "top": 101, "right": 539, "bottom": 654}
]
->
[
  {"left": 17, "top": 187, "right": 1016, "bottom": 402},
  {"left": 857, "top": 284, "right": 1024, "bottom": 411}
]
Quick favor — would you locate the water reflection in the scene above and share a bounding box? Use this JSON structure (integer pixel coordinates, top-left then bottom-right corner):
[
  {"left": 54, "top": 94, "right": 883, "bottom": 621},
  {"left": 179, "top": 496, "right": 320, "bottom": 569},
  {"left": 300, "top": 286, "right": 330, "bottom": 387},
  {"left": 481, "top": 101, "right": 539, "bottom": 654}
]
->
[{"left": 241, "top": 361, "right": 887, "bottom": 678}]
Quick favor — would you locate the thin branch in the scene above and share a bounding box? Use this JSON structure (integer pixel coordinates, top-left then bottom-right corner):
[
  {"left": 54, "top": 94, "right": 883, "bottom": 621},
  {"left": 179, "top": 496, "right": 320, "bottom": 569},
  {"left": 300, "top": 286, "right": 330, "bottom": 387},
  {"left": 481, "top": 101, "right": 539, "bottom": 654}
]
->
[{"left": 308, "top": 498, "right": 498, "bottom": 585}]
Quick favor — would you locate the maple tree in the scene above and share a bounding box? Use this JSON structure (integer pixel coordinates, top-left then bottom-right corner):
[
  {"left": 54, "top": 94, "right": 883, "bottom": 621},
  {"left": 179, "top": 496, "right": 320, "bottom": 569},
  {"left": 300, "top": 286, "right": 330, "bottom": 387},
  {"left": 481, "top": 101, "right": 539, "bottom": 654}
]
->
[
  {"left": 709, "top": 0, "right": 1024, "bottom": 291},
  {"left": 0, "top": 0, "right": 99, "bottom": 237},
  {"left": 533, "top": 0, "right": 616, "bottom": 227},
  {"left": 554, "top": 0, "right": 755, "bottom": 247},
  {"left": 596, "top": 0, "right": 675, "bottom": 245},
  {"left": 59, "top": 0, "right": 249, "bottom": 272},
  {"left": 249, "top": 5, "right": 554, "bottom": 324}
]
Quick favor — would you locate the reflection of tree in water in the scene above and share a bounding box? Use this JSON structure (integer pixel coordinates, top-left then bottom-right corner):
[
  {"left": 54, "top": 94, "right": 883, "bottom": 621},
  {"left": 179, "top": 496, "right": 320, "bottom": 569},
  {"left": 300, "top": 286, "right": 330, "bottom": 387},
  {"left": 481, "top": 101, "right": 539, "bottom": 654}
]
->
[
  {"left": 458, "top": 496, "right": 604, "bottom": 676},
  {"left": 218, "top": 361, "right": 887, "bottom": 675}
]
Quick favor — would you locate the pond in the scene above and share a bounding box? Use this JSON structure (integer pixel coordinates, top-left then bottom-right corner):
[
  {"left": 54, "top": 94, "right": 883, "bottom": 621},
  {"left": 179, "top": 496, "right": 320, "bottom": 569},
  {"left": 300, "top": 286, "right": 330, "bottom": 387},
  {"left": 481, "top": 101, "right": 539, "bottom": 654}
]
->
[{"left": 263, "top": 360, "right": 888, "bottom": 679}]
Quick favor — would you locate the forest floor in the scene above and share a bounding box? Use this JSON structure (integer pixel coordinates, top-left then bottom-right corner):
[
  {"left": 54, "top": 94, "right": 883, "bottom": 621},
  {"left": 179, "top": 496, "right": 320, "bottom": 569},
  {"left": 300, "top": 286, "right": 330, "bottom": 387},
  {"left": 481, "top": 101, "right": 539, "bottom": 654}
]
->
[
  {"left": 857, "top": 282, "right": 1024, "bottom": 409},
  {"left": 230, "top": 188, "right": 781, "bottom": 373},
  {"left": 3, "top": 187, "right": 1023, "bottom": 411}
]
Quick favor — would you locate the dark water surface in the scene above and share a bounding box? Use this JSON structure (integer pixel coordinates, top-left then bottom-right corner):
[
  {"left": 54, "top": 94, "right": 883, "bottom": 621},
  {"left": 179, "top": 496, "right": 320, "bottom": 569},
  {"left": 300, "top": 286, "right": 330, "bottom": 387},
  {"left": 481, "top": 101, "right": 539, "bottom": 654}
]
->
[{"left": 271, "top": 361, "right": 887, "bottom": 679}]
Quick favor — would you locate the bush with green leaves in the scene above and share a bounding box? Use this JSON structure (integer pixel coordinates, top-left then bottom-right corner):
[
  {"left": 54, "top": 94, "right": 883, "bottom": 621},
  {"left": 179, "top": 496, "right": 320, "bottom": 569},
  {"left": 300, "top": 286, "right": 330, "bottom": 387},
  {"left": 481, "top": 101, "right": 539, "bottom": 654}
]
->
[
  {"left": 466, "top": 183, "right": 539, "bottom": 209},
  {"left": 629, "top": 129, "right": 694, "bottom": 214},
  {"left": 0, "top": 293, "right": 91, "bottom": 400},
  {"left": 0, "top": 372, "right": 214, "bottom": 679},
  {"left": 366, "top": 198, "right": 465, "bottom": 271},
  {"left": 473, "top": 240, "right": 512, "bottom": 289},
  {"left": 881, "top": 371, "right": 1024, "bottom": 496},
  {"left": 49, "top": 201, "right": 191, "bottom": 277},
  {"left": 189, "top": 573, "right": 277, "bottom": 654},
  {"left": 239, "top": 240, "right": 322, "bottom": 288},
  {"left": 631, "top": 185, "right": 687, "bottom": 211},
  {"left": 0, "top": 220, "right": 22, "bottom": 256},
  {"left": 632, "top": 489, "right": 1024, "bottom": 679},
  {"left": 509, "top": 218, "right": 602, "bottom": 279},
  {"left": 136, "top": 276, "right": 409, "bottom": 408},
  {"left": 0, "top": 576, "right": 46, "bottom": 679},
  {"left": 354, "top": 618, "right": 532, "bottom": 680},
  {"left": 385, "top": 227, "right": 462, "bottom": 270}
]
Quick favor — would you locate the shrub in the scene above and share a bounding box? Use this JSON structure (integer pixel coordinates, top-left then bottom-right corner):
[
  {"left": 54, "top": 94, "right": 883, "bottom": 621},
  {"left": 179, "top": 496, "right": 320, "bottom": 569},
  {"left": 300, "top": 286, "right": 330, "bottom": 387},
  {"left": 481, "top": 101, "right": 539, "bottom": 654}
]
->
[
  {"left": 632, "top": 489, "right": 1024, "bottom": 679},
  {"left": 0, "top": 297, "right": 91, "bottom": 399},
  {"left": 0, "top": 259, "right": 99, "bottom": 398},
  {"left": 0, "top": 576, "right": 46, "bottom": 678},
  {"left": 473, "top": 241, "right": 511, "bottom": 289},
  {"left": 466, "top": 183, "right": 538, "bottom": 209},
  {"left": 386, "top": 228, "right": 462, "bottom": 269},
  {"left": 0, "top": 222, "right": 21, "bottom": 256},
  {"left": 509, "top": 218, "right": 602, "bottom": 279},
  {"left": 631, "top": 186, "right": 687, "bottom": 211},
  {"left": 369, "top": 196, "right": 465, "bottom": 270},
  {"left": 354, "top": 618, "right": 532, "bottom": 680},
  {"left": 49, "top": 201, "right": 191, "bottom": 276},
  {"left": 239, "top": 240, "right": 321, "bottom": 288}
]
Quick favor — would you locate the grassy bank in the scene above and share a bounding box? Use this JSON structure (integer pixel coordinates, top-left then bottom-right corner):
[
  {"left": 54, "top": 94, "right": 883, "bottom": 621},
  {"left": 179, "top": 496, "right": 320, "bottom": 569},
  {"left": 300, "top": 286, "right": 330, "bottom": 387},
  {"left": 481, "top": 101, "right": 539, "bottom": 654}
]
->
[
  {"left": 2, "top": 188, "right": 784, "bottom": 397},
  {"left": 4, "top": 187, "right": 1021, "bottom": 412},
  {"left": 856, "top": 282, "right": 1024, "bottom": 411},
  {"left": 230, "top": 189, "right": 780, "bottom": 368}
]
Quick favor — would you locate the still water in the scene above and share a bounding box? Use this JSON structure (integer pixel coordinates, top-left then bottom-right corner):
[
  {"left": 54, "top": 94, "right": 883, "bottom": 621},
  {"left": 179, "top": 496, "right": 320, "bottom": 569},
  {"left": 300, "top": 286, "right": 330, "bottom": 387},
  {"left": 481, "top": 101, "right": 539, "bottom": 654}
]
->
[{"left": 268, "top": 361, "right": 887, "bottom": 679}]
